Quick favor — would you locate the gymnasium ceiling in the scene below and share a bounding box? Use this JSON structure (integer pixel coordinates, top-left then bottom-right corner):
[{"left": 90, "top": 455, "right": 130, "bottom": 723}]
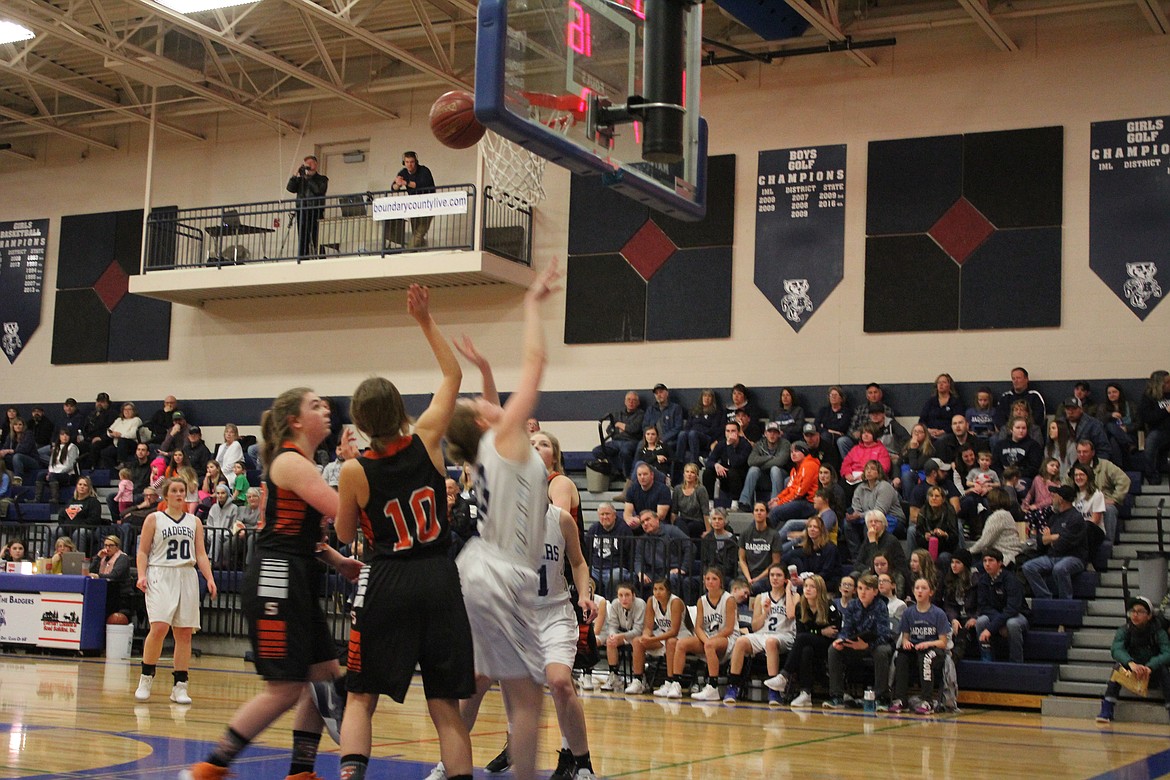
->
[{"left": 0, "top": 0, "right": 1166, "bottom": 158}]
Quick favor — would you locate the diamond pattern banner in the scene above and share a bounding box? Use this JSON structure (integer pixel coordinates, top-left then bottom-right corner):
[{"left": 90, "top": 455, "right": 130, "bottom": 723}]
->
[
  {"left": 864, "top": 127, "right": 1063, "bottom": 332},
  {"left": 1089, "top": 116, "right": 1169, "bottom": 319}
]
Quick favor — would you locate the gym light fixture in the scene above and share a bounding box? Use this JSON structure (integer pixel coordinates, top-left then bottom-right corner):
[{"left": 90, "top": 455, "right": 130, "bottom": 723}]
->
[
  {"left": 155, "top": 0, "right": 259, "bottom": 13},
  {"left": 0, "top": 21, "right": 35, "bottom": 45}
]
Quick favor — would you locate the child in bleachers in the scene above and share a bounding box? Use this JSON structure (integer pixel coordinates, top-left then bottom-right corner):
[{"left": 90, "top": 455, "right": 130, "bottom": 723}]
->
[
  {"left": 966, "top": 388, "right": 997, "bottom": 438},
  {"left": 229, "top": 461, "right": 249, "bottom": 506},
  {"left": 967, "top": 451, "right": 1000, "bottom": 492},
  {"left": 889, "top": 577, "right": 951, "bottom": 715},
  {"left": 115, "top": 467, "right": 135, "bottom": 513}
]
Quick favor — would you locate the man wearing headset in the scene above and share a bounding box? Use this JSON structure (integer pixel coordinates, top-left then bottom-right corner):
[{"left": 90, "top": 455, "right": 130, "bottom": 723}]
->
[{"left": 388, "top": 151, "right": 436, "bottom": 248}]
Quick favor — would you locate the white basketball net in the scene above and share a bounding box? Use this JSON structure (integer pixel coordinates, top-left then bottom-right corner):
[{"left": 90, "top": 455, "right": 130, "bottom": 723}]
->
[{"left": 480, "top": 108, "right": 574, "bottom": 210}]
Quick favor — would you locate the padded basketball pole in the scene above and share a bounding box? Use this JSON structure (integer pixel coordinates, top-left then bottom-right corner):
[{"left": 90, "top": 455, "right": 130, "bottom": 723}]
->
[{"left": 642, "top": 0, "right": 685, "bottom": 164}]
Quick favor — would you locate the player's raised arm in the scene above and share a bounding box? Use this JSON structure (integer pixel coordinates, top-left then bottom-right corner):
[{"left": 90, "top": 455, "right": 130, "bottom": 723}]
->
[{"left": 409, "top": 284, "right": 462, "bottom": 469}]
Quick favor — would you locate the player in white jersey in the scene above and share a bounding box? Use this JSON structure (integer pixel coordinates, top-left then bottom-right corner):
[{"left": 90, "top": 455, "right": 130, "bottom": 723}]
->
[
  {"left": 439, "top": 261, "right": 562, "bottom": 780},
  {"left": 632, "top": 579, "right": 691, "bottom": 696},
  {"left": 665, "top": 568, "right": 735, "bottom": 700},
  {"left": 134, "top": 478, "right": 216, "bottom": 705},
  {"left": 724, "top": 565, "right": 797, "bottom": 706},
  {"left": 534, "top": 501, "right": 599, "bottom": 780}
]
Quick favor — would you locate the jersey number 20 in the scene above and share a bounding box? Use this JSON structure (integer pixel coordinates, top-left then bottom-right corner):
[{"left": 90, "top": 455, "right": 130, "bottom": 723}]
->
[
  {"left": 166, "top": 538, "right": 192, "bottom": 560},
  {"left": 381, "top": 486, "right": 440, "bottom": 552}
]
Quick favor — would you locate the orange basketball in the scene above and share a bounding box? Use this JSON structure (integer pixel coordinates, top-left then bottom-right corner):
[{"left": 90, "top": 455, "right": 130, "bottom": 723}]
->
[
  {"left": 106, "top": 612, "right": 130, "bottom": 625},
  {"left": 430, "top": 90, "right": 485, "bottom": 150}
]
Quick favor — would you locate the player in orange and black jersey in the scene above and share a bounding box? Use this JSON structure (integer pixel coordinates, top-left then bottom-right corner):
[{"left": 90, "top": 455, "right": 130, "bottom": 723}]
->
[{"left": 334, "top": 284, "right": 474, "bottom": 780}]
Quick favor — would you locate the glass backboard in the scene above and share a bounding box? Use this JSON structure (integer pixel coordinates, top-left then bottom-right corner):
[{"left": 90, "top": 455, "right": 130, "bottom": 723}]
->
[{"left": 476, "top": 0, "right": 708, "bottom": 220}]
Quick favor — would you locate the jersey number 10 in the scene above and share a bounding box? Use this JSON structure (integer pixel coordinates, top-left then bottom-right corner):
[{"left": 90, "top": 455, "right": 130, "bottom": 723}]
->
[{"left": 381, "top": 486, "right": 440, "bottom": 552}]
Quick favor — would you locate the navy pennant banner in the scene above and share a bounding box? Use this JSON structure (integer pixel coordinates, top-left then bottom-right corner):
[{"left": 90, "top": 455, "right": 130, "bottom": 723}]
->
[
  {"left": 0, "top": 218, "right": 47, "bottom": 364},
  {"left": 754, "top": 145, "right": 846, "bottom": 332},
  {"left": 1089, "top": 116, "right": 1169, "bottom": 319}
]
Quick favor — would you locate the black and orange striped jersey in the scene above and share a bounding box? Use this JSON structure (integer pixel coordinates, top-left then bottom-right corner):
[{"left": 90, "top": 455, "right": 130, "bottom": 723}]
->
[
  {"left": 256, "top": 442, "right": 325, "bottom": 557},
  {"left": 358, "top": 434, "right": 449, "bottom": 561}
]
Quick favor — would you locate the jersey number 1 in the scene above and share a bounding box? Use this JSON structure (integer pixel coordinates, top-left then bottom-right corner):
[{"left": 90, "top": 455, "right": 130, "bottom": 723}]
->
[{"left": 382, "top": 486, "right": 440, "bottom": 551}]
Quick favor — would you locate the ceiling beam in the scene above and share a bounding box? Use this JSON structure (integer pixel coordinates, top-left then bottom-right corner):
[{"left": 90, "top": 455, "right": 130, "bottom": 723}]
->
[
  {"left": 0, "top": 58, "right": 206, "bottom": 142},
  {"left": 0, "top": 103, "right": 118, "bottom": 150},
  {"left": 7, "top": 1, "right": 299, "bottom": 134},
  {"left": 408, "top": 0, "right": 453, "bottom": 74},
  {"left": 280, "top": 0, "right": 472, "bottom": 90},
  {"left": 0, "top": 147, "right": 37, "bottom": 162},
  {"left": 124, "top": 0, "right": 398, "bottom": 119},
  {"left": 1135, "top": 0, "right": 1169, "bottom": 33},
  {"left": 783, "top": 0, "right": 878, "bottom": 66},
  {"left": 955, "top": 0, "right": 1019, "bottom": 50},
  {"left": 297, "top": 8, "right": 344, "bottom": 87}
]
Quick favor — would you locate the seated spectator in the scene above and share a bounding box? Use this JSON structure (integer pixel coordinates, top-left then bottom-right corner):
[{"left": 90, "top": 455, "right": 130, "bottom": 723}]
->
[
  {"left": 723, "top": 565, "right": 797, "bottom": 705},
  {"left": 1098, "top": 382, "right": 1138, "bottom": 467},
  {"left": 1044, "top": 419, "right": 1077, "bottom": 474},
  {"left": 837, "top": 383, "right": 895, "bottom": 460},
  {"left": 853, "top": 509, "right": 909, "bottom": 586},
  {"left": 733, "top": 408, "right": 761, "bottom": 445},
  {"left": 2, "top": 538, "right": 27, "bottom": 563},
  {"left": 157, "top": 410, "right": 189, "bottom": 458},
  {"left": 321, "top": 443, "right": 346, "bottom": 488},
  {"left": 908, "top": 549, "right": 938, "bottom": 592},
  {"left": 634, "top": 425, "right": 674, "bottom": 482},
  {"left": 677, "top": 389, "right": 722, "bottom": 468},
  {"left": 878, "top": 571, "right": 907, "bottom": 626},
  {"left": 57, "top": 475, "right": 103, "bottom": 552},
  {"left": 1022, "top": 457, "right": 1061, "bottom": 539},
  {"left": 233, "top": 486, "right": 262, "bottom": 568},
  {"left": 598, "top": 583, "right": 647, "bottom": 692},
  {"left": 935, "top": 414, "right": 988, "bottom": 467},
  {"left": 766, "top": 441, "right": 820, "bottom": 529},
  {"left": 34, "top": 428, "right": 79, "bottom": 505},
  {"left": 817, "top": 464, "right": 846, "bottom": 521},
  {"left": 815, "top": 385, "right": 852, "bottom": 446},
  {"left": 105, "top": 443, "right": 152, "bottom": 521},
  {"left": 624, "top": 462, "right": 672, "bottom": 530},
  {"left": 628, "top": 578, "right": 690, "bottom": 695},
  {"left": 1066, "top": 439, "right": 1130, "bottom": 543},
  {"left": 1061, "top": 397, "right": 1114, "bottom": 464},
  {"left": 889, "top": 577, "right": 951, "bottom": 714},
  {"left": 936, "top": 548, "right": 978, "bottom": 660},
  {"left": 1139, "top": 369, "right": 1170, "bottom": 485},
  {"left": 845, "top": 462, "right": 906, "bottom": 555},
  {"left": 634, "top": 510, "right": 692, "bottom": 597},
  {"left": 204, "top": 483, "right": 238, "bottom": 566},
  {"left": 592, "top": 391, "right": 644, "bottom": 478},
  {"left": 1021, "top": 485, "right": 1087, "bottom": 600},
  {"left": 669, "top": 463, "right": 708, "bottom": 538},
  {"left": 669, "top": 567, "right": 736, "bottom": 701},
  {"left": 739, "top": 503, "right": 781, "bottom": 595},
  {"left": 1094, "top": 596, "right": 1170, "bottom": 723},
  {"left": 824, "top": 573, "right": 893, "bottom": 709},
  {"left": 992, "top": 416, "right": 1043, "bottom": 482},
  {"left": 214, "top": 423, "right": 245, "bottom": 476},
  {"left": 773, "top": 573, "right": 843, "bottom": 708},
  {"left": 801, "top": 423, "right": 842, "bottom": 476},
  {"left": 867, "top": 403, "right": 910, "bottom": 469},
  {"left": 144, "top": 396, "right": 181, "bottom": 445},
  {"left": 740, "top": 422, "right": 791, "bottom": 508},
  {"left": 177, "top": 466, "right": 200, "bottom": 515},
  {"left": 698, "top": 508, "right": 739, "bottom": 585},
  {"left": 702, "top": 421, "right": 751, "bottom": 510},
  {"left": 911, "top": 485, "right": 961, "bottom": 562},
  {"left": 950, "top": 444, "right": 978, "bottom": 496},
  {"left": 781, "top": 512, "right": 840, "bottom": 589},
  {"left": 644, "top": 383, "right": 685, "bottom": 452},
  {"left": 0, "top": 418, "right": 39, "bottom": 482},
  {"left": 80, "top": 392, "right": 116, "bottom": 470},
  {"left": 897, "top": 423, "right": 935, "bottom": 501},
  {"left": 993, "top": 366, "right": 1047, "bottom": 430},
  {"left": 119, "top": 485, "right": 160, "bottom": 526},
  {"left": 840, "top": 424, "right": 891, "bottom": 485},
  {"left": 100, "top": 402, "right": 142, "bottom": 469},
  {"left": 114, "top": 468, "right": 135, "bottom": 514},
  {"left": 836, "top": 574, "right": 856, "bottom": 611},
  {"left": 587, "top": 502, "right": 633, "bottom": 598},
  {"left": 27, "top": 406, "right": 53, "bottom": 465},
  {"left": 200, "top": 460, "right": 230, "bottom": 504},
  {"left": 725, "top": 383, "right": 764, "bottom": 427},
  {"left": 967, "top": 487, "right": 1024, "bottom": 566},
  {"left": 89, "top": 534, "right": 134, "bottom": 619},
  {"left": 976, "top": 549, "right": 1028, "bottom": 661},
  {"left": 779, "top": 485, "right": 839, "bottom": 551},
  {"left": 1069, "top": 461, "right": 1106, "bottom": 535},
  {"left": 772, "top": 388, "right": 806, "bottom": 442},
  {"left": 919, "top": 373, "right": 963, "bottom": 440},
  {"left": 49, "top": 536, "right": 78, "bottom": 574},
  {"left": 964, "top": 386, "right": 997, "bottom": 439},
  {"left": 228, "top": 461, "right": 250, "bottom": 506},
  {"left": 907, "top": 459, "right": 961, "bottom": 530},
  {"left": 179, "top": 425, "right": 212, "bottom": 475}
]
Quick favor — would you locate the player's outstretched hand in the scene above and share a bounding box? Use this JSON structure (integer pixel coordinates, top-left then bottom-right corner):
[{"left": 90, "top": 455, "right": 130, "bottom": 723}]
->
[
  {"left": 407, "top": 283, "right": 430, "bottom": 322},
  {"left": 453, "top": 334, "right": 489, "bottom": 371},
  {"left": 525, "top": 258, "right": 562, "bottom": 305},
  {"left": 339, "top": 426, "right": 359, "bottom": 461}
]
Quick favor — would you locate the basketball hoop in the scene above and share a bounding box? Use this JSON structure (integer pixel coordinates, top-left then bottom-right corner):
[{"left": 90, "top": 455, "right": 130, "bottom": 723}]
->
[{"left": 480, "top": 92, "right": 582, "bottom": 210}]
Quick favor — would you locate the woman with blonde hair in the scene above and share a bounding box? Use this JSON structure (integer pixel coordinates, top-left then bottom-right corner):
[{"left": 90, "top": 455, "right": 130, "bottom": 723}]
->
[{"left": 765, "top": 573, "right": 841, "bottom": 707}]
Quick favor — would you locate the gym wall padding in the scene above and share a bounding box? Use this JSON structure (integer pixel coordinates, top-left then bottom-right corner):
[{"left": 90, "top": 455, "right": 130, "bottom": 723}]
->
[
  {"left": 52, "top": 208, "right": 172, "bottom": 365},
  {"left": 565, "top": 154, "right": 736, "bottom": 344},
  {"left": 864, "top": 127, "right": 1063, "bottom": 333}
]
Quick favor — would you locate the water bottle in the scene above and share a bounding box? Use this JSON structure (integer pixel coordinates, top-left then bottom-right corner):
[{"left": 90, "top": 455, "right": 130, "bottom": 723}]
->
[
  {"left": 863, "top": 687, "right": 876, "bottom": 713},
  {"left": 980, "top": 641, "right": 994, "bottom": 662}
]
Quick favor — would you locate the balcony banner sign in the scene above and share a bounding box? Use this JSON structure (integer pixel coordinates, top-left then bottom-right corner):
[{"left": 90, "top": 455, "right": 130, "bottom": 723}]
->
[
  {"left": 1089, "top": 115, "right": 1169, "bottom": 319},
  {"left": 0, "top": 218, "right": 48, "bottom": 364},
  {"left": 372, "top": 191, "right": 469, "bottom": 220}
]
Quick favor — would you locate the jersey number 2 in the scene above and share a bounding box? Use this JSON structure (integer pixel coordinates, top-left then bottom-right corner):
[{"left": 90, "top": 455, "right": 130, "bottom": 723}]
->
[{"left": 382, "top": 486, "right": 440, "bottom": 552}]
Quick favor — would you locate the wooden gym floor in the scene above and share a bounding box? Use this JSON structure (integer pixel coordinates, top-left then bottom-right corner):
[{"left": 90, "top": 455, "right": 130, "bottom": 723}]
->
[{"left": 0, "top": 652, "right": 1168, "bottom": 779}]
